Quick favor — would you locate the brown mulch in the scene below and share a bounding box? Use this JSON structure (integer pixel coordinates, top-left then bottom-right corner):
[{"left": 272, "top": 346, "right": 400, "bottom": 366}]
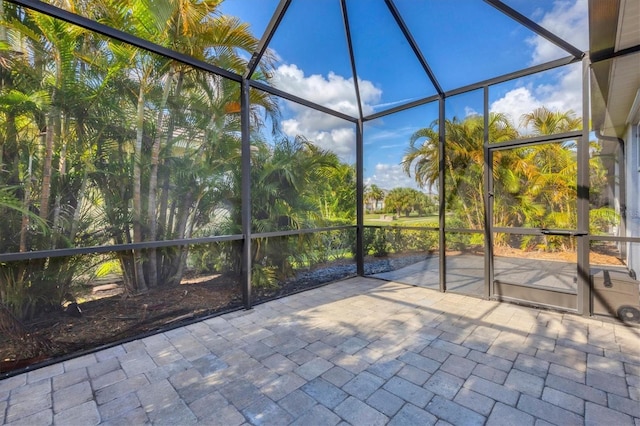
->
[
  {"left": 493, "top": 245, "right": 625, "bottom": 265},
  {"left": 1, "top": 275, "right": 242, "bottom": 375}
]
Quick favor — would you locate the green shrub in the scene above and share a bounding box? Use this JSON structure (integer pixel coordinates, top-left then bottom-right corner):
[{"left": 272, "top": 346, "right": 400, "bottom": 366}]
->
[
  {"left": 251, "top": 263, "right": 278, "bottom": 289},
  {"left": 371, "top": 228, "right": 389, "bottom": 257}
]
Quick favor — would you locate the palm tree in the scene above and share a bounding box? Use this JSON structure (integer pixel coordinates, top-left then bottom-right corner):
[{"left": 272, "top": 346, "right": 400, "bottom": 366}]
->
[
  {"left": 86, "top": 0, "right": 278, "bottom": 292},
  {"left": 403, "top": 113, "right": 518, "bottom": 229},
  {"left": 317, "top": 162, "right": 356, "bottom": 221},
  {"left": 402, "top": 120, "right": 439, "bottom": 191},
  {"left": 0, "top": 2, "right": 108, "bottom": 320},
  {"left": 486, "top": 108, "right": 582, "bottom": 250},
  {"left": 520, "top": 107, "right": 581, "bottom": 135},
  {"left": 218, "top": 135, "right": 347, "bottom": 284},
  {"left": 364, "top": 184, "right": 384, "bottom": 213}
]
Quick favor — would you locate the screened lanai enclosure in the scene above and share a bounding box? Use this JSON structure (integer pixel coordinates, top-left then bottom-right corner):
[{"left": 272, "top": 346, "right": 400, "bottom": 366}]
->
[{"left": 0, "top": 0, "right": 639, "bottom": 375}]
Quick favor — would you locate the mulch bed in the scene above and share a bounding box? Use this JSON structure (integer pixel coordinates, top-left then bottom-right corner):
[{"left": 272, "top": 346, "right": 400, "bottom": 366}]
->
[{"left": 1, "top": 275, "right": 242, "bottom": 376}]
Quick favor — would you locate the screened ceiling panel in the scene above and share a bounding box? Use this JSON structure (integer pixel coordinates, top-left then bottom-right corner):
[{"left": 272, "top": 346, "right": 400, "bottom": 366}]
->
[
  {"left": 364, "top": 102, "right": 439, "bottom": 194},
  {"left": 255, "top": 0, "right": 359, "bottom": 117},
  {"left": 489, "top": 62, "right": 583, "bottom": 139},
  {"left": 394, "top": 0, "right": 570, "bottom": 90},
  {"left": 501, "top": 0, "right": 589, "bottom": 52},
  {"left": 36, "top": 0, "right": 268, "bottom": 75},
  {"left": 345, "top": 0, "right": 438, "bottom": 115},
  {"left": 219, "top": 0, "right": 281, "bottom": 44},
  {"left": 446, "top": 89, "right": 484, "bottom": 121}
]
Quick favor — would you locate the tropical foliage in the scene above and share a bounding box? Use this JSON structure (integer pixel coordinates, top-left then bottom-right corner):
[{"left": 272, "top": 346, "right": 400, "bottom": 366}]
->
[
  {"left": 384, "top": 187, "right": 435, "bottom": 218},
  {"left": 364, "top": 184, "right": 384, "bottom": 213},
  {"left": 0, "top": 0, "right": 618, "bottom": 327},
  {"left": 402, "top": 108, "right": 617, "bottom": 250},
  {"left": 0, "top": 0, "right": 352, "bottom": 321}
]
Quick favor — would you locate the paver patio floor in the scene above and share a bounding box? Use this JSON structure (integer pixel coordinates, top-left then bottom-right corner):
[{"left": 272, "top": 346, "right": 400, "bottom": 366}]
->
[{"left": 1, "top": 277, "right": 639, "bottom": 425}]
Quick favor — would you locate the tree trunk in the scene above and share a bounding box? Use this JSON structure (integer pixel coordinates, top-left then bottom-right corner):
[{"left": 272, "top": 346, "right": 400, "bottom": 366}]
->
[
  {"left": 174, "top": 190, "right": 194, "bottom": 240},
  {"left": 39, "top": 111, "right": 55, "bottom": 222},
  {"left": 158, "top": 70, "right": 184, "bottom": 235},
  {"left": 3, "top": 111, "right": 21, "bottom": 186},
  {"left": 69, "top": 114, "right": 87, "bottom": 242},
  {"left": 167, "top": 200, "right": 176, "bottom": 237},
  {"left": 173, "top": 194, "right": 201, "bottom": 286},
  {"left": 157, "top": 169, "right": 170, "bottom": 239},
  {"left": 19, "top": 154, "right": 33, "bottom": 252},
  {"left": 167, "top": 189, "right": 194, "bottom": 285},
  {"left": 133, "top": 82, "right": 148, "bottom": 292},
  {"left": 446, "top": 159, "right": 474, "bottom": 229},
  {"left": 147, "top": 68, "right": 178, "bottom": 288},
  {"left": 51, "top": 114, "right": 68, "bottom": 246}
]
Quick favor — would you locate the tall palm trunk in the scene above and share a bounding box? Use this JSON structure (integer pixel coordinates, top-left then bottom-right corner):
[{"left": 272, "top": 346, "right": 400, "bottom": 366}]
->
[
  {"left": 19, "top": 154, "right": 33, "bottom": 252},
  {"left": 39, "top": 111, "right": 55, "bottom": 222},
  {"left": 173, "top": 193, "right": 203, "bottom": 286},
  {"left": 446, "top": 157, "right": 474, "bottom": 228},
  {"left": 157, "top": 70, "right": 183, "bottom": 243},
  {"left": 146, "top": 68, "right": 176, "bottom": 288},
  {"left": 40, "top": 47, "right": 63, "bottom": 224},
  {"left": 51, "top": 113, "right": 68, "bottom": 246},
  {"left": 69, "top": 170, "right": 87, "bottom": 242},
  {"left": 133, "top": 81, "right": 148, "bottom": 292},
  {"left": 163, "top": 189, "right": 194, "bottom": 286},
  {"left": 69, "top": 114, "right": 87, "bottom": 242}
]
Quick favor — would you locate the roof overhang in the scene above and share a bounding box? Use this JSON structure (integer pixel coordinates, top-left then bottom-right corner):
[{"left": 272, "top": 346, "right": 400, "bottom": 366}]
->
[{"left": 589, "top": 0, "right": 640, "bottom": 138}]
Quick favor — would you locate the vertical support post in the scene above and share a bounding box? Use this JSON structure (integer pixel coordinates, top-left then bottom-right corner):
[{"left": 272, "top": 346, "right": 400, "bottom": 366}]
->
[
  {"left": 241, "top": 77, "right": 252, "bottom": 309},
  {"left": 340, "top": 0, "right": 365, "bottom": 277},
  {"left": 483, "top": 85, "right": 491, "bottom": 300},
  {"left": 577, "top": 55, "right": 591, "bottom": 316},
  {"left": 356, "top": 119, "right": 365, "bottom": 276},
  {"left": 438, "top": 96, "right": 446, "bottom": 292}
]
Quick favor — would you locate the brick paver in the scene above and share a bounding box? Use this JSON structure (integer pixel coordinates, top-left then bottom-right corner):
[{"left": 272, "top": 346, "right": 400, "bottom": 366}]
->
[
  {"left": 1, "top": 277, "right": 638, "bottom": 425},
  {"left": 486, "top": 402, "right": 534, "bottom": 426},
  {"left": 387, "top": 403, "right": 437, "bottom": 425},
  {"left": 426, "top": 395, "right": 486, "bottom": 426},
  {"left": 453, "top": 387, "right": 495, "bottom": 416},
  {"left": 366, "top": 389, "right": 405, "bottom": 417},
  {"left": 335, "top": 396, "right": 388, "bottom": 426}
]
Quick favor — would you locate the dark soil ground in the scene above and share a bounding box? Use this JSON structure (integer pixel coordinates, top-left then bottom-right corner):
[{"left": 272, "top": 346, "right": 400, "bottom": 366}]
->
[
  {"left": 0, "top": 258, "right": 362, "bottom": 376},
  {"left": 1, "top": 274, "right": 244, "bottom": 375}
]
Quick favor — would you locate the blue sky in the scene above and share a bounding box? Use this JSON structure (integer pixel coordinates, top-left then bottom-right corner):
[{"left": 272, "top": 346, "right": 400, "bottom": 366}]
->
[{"left": 220, "top": 0, "right": 588, "bottom": 191}]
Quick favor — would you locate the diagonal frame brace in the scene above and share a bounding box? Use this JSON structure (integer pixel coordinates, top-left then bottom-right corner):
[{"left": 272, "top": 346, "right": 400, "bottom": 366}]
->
[{"left": 484, "top": 0, "right": 584, "bottom": 60}]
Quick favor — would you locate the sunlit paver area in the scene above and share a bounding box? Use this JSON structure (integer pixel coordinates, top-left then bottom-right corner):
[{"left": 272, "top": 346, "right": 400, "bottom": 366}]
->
[{"left": 1, "top": 277, "right": 639, "bottom": 425}]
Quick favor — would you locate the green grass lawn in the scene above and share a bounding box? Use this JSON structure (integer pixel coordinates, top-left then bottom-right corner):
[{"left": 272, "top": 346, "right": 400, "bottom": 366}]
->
[{"left": 364, "top": 213, "right": 438, "bottom": 227}]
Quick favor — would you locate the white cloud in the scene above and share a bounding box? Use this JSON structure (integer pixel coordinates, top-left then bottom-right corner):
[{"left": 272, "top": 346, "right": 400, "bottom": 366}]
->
[
  {"left": 491, "top": 0, "right": 585, "bottom": 133},
  {"left": 490, "top": 63, "right": 582, "bottom": 133},
  {"left": 527, "top": 0, "right": 588, "bottom": 64},
  {"left": 365, "top": 163, "right": 425, "bottom": 192},
  {"left": 464, "top": 107, "right": 480, "bottom": 117},
  {"left": 272, "top": 64, "right": 382, "bottom": 161},
  {"left": 491, "top": 86, "right": 542, "bottom": 127},
  {"left": 271, "top": 64, "right": 381, "bottom": 116}
]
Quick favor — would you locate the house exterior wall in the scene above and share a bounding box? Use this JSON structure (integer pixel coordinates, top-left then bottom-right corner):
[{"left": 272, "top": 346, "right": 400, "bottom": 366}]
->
[{"left": 626, "top": 121, "right": 640, "bottom": 275}]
